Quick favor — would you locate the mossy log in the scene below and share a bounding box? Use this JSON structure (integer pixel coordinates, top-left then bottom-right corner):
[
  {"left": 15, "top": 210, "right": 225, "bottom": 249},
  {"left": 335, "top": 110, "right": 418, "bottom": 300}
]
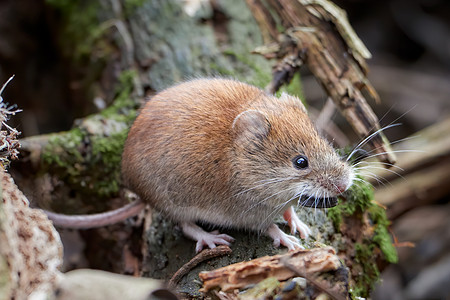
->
[{"left": 9, "top": 0, "right": 398, "bottom": 299}]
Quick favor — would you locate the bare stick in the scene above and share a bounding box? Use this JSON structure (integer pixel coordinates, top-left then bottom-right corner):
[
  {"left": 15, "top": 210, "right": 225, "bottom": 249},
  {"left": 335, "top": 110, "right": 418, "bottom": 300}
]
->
[{"left": 169, "top": 245, "right": 232, "bottom": 288}]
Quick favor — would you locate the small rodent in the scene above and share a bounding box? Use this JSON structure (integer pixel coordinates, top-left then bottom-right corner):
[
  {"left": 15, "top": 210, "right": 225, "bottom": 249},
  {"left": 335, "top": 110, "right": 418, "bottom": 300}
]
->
[{"left": 46, "top": 78, "right": 354, "bottom": 252}]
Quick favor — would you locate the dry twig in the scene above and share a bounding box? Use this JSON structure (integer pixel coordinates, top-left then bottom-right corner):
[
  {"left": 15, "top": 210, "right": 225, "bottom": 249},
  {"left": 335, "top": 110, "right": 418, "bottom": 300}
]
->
[
  {"left": 0, "top": 75, "right": 21, "bottom": 166},
  {"left": 169, "top": 245, "right": 232, "bottom": 288}
]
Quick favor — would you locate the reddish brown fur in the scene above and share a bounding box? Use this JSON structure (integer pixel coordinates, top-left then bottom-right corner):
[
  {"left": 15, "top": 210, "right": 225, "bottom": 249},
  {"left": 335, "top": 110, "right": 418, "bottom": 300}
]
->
[{"left": 121, "top": 78, "right": 353, "bottom": 231}]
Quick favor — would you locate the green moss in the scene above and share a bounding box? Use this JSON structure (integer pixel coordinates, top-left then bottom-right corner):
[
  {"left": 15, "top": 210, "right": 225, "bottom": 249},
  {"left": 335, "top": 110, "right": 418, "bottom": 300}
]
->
[
  {"left": 90, "top": 129, "right": 129, "bottom": 196},
  {"left": 367, "top": 202, "right": 388, "bottom": 226},
  {"left": 209, "top": 62, "right": 235, "bottom": 77},
  {"left": 373, "top": 223, "right": 398, "bottom": 263},
  {"left": 346, "top": 176, "right": 375, "bottom": 211},
  {"left": 42, "top": 128, "right": 85, "bottom": 176},
  {"left": 42, "top": 70, "right": 138, "bottom": 200},
  {"left": 327, "top": 174, "right": 397, "bottom": 298},
  {"left": 326, "top": 203, "right": 343, "bottom": 230},
  {"left": 327, "top": 176, "right": 373, "bottom": 229},
  {"left": 42, "top": 127, "right": 130, "bottom": 199},
  {"left": 42, "top": 130, "right": 83, "bottom": 175},
  {"left": 368, "top": 200, "right": 398, "bottom": 263},
  {"left": 352, "top": 242, "right": 380, "bottom": 298},
  {"left": 352, "top": 226, "right": 397, "bottom": 297}
]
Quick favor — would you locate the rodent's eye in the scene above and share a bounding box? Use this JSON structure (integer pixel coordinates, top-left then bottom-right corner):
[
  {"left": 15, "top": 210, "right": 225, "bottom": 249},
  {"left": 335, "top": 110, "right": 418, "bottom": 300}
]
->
[{"left": 293, "top": 155, "right": 308, "bottom": 169}]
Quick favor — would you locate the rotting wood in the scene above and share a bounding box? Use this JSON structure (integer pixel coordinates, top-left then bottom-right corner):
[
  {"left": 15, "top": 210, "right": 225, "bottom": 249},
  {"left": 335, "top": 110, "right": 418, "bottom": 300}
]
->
[
  {"left": 282, "top": 256, "right": 347, "bottom": 300},
  {"left": 247, "top": 0, "right": 396, "bottom": 165},
  {"left": 199, "top": 246, "right": 340, "bottom": 293}
]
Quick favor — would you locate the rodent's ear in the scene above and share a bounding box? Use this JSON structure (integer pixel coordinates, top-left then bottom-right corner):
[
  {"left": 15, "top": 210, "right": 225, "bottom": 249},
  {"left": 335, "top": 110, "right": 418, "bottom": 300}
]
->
[
  {"left": 232, "top": 110, "right": 270, "bottom": 141},
  {"left": 279, "top": 92, "right": 307, "bottom": 113}
]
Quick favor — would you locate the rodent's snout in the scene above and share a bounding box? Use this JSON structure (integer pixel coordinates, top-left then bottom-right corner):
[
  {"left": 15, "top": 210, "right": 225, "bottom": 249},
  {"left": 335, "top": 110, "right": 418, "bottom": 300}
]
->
[
  {"left": 315, "top": 165, "right": 354, "bottom": 196},
  {"left": 336, "top": 168, "right": 355, "bottom": 195},
  {"left": 318, "top": 178, "right": 349, "bottom": 195},
  {"left": 335, "top": 183, "right": 348, "bottom": 194},
  {"left": 331, "top": 161, "right": 355, "bottom": 195}
]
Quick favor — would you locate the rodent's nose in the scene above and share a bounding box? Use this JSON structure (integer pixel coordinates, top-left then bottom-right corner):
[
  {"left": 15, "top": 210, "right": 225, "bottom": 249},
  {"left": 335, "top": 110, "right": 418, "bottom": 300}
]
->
[{"left": 335, "top": 183, "right": 348, "bottom": 194}]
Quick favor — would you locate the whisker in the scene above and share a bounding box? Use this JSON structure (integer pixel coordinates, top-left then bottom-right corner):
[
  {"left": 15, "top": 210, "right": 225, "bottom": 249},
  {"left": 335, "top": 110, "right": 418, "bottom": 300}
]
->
[
  {"left": 272, "top": 195, "right": 297, "bottom": 213},
  {"left": 252, "top": 177, "right": 293, "bottom": 184},
  {"left": 242, "top": 185, "right": 297, "bottom": 216},
  {"left": 313, "top": 189, "right": 319, "bottom": 212},
  {"left": 347, "top": 105, "right": 418, "bottom": 166},
  {"left": 355, "top": 165, "right": 406, "bottom": 180},
  {"left": 354, "top": 166, "right": 403, "bottom": 175},
  {"left": 262, "top": 193, "right": 298, "bottom": 226},
  {"left": 314, "top": 190, "right": 323, "bottom": 221},
  {"left": 353, "top": 135, "right": 420, "bottom": 165},
  {"left": 376, "top": 104, "right": 395, "bottom": 126},
  {"left": 352, "top": 176, "right": 367, "bottom": 183},
  {"left": 344, "top": 105, "right": 397, "bottom": 162},
  {"left": 299, "top": 193, "right": 314, "bottom": 208},
  {"left": 353, "top": 161, "right": 405, "bottom": 172},
  {"left": 385, "top": 104, "right": 418, "bottom": 128},
  {"left": 295, "top": 187, "right": 308, "bottom": 209},
  {"left": 331, "top": 182, "right": 340, "bottom": 194},
  {"left": 352, "top": 176, "right": 375, "bottom": 189},
  {"left": 361, "top": 149, "right": 424, "bottom": 161},
  {"left": 359, "top": 172, "right": 391, "bottom": 187},
  {"left": 360, "top": 135, "right": 419, "bottom": 158},
  {"left": 233, "top": 177, "right": 294, "bottom": 197},
  {"left": 346, "top": 123, "right": 402, "bottom": 162}
]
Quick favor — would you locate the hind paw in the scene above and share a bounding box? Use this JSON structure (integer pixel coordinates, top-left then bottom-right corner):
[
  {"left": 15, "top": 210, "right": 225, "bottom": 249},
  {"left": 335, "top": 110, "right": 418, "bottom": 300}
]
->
[{"left": 181, "top": 222, "right": 234, "bottom": 252}]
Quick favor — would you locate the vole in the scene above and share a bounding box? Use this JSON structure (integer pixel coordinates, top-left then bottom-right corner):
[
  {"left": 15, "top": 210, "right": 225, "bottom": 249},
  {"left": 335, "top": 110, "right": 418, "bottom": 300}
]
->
[{"left": 45, "top": 78, "right": 354, "bottom": 252}]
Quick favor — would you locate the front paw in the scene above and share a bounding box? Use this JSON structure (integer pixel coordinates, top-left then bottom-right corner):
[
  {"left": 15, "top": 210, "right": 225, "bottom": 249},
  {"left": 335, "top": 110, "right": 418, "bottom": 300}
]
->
[
  {"left": 266, "top": 224, "right": 304, "bottom": 250},
  {"left": 283, "top": 206, "right": 312, "bottom": 239}
]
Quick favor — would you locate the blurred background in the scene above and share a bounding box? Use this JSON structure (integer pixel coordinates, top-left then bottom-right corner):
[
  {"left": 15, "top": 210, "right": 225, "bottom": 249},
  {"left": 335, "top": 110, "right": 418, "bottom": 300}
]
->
[
  {"left": 333, "top": 1, "right": 450, "bottom": 299},
  {"left": 0, "top": 0, "right": 449, "bottom": 299}
]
